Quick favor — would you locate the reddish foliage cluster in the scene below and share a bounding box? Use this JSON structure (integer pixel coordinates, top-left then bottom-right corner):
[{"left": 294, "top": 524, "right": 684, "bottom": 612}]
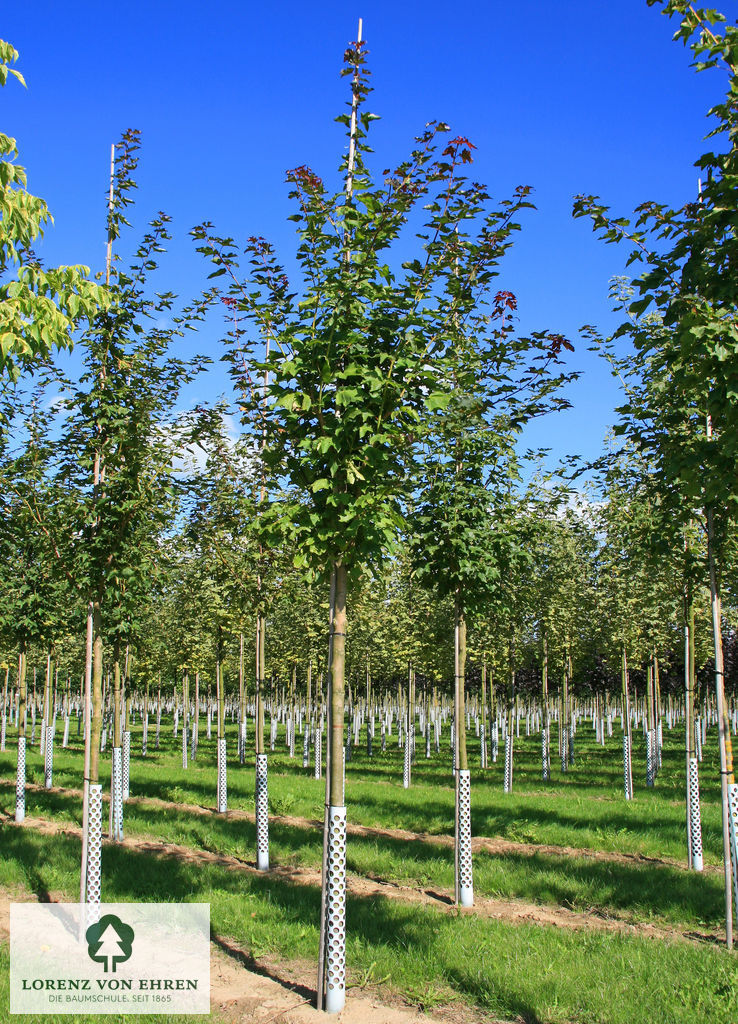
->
[
  {"left": 222, "top": 296, "right": 238, "bottom": 309},
  {"left": 492, "top": 290, "right": 517, "bottom": 318},
  {"left": 246, "top": 235, "right": 271, "bottom": 257},
  {"left": 286, "top": 165, "right": 323, "bottom": 191},
  {"left": 546, "top": 333, "right": 575, "bottom": 356},
  {"left": 442, "top": 136, "right": 477, "bottom": 164}
]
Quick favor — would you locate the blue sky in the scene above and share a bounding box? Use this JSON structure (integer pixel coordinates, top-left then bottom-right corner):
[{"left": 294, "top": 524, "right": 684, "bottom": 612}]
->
[{"left": 3, "top": 1, "right": 723, "bottom": 469}]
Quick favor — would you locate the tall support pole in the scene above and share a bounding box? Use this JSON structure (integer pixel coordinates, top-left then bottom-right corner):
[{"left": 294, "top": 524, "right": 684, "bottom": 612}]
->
[
  {"left": 317, "top": 21, "right": 362, "bottom": 1014},
  {"left": 80, "top": 141, "right": 115, "bottom": 933}
]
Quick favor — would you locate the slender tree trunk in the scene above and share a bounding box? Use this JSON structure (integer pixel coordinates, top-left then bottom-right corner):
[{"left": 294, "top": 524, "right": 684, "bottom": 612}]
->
[
  {"left": 480, "top": 654, "right": 488, "bottom": 769},
  {"left": 621, "top": 646, "right": 633, "bottom": 800},
  {"left": 90, "top": 600, "right": 104, "bottom": 785},
  {"left": 542, "top": 633, "right": 550, "bottom": 781},
  {"left": 329, "top": 562, "right": 347, "bottom": 805},
  {"left": 44, "top": 646, "right": 55, "bottom": 788},
  {"left": 684, "top": 576, "right": 703, "bottom": 870},
  {"left": 320, "top": 559, "right": 348, "bottom": 1013},
  {"left": 2, "top": 664, "right": 9, "bottom": 751},
  {"left": 454, "top": 590, "right": 473, "bottom": 907},
  {"left": 707, "top": 504, "right": 735, "bottom": 949},
  {"left": 109, "top": 642, "right": 123, "bottom": 840},
  {"left": 14, "top": 641, "right": 27, "bottom": 824}
]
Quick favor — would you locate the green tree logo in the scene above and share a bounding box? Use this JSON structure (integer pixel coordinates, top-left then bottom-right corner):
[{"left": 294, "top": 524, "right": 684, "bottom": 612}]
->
[{"left": 85, "top": 915, "right": 135, "bottom": 973}]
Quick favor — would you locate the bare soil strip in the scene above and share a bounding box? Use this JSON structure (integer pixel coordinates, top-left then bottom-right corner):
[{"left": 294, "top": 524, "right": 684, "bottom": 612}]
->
[{"left": 0, "top": 810, "right": 722, "bottom": 948}]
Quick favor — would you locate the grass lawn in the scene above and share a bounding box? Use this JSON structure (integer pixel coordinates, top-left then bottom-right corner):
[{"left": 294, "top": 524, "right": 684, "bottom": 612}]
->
[{"left": 0, "top": 711, "right": 735, "bottom": 1024}]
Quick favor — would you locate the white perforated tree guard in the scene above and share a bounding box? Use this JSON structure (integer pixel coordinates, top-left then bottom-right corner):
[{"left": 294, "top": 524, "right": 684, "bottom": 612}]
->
[
  {"left": 403, "top": 735, "right": 411, "bottom": 789},
  {"left": 503, "top": 735, "right": 513, "bottom": 793},
  {"left": 15, "top": 736, "right": 25, "bottom": 823},
  {"left": 688, "top": 757, "right": 703, "bottom": 871},
  {"left": 314, "top": 727, "right": 322, "bottom": 779},
  {"left": 111, "top": 746, "right": 124, "bottom": 841},
  {"left": 44, "top": 725, "right": 54, "bottom": 789},
  {"left": 541, "top": 727, "right": 549, "bottom": 781},
  {"left": 122, "top": 730, "right": 131, "bottom": 800},
  {"left": 217, "top": 737, "right": 228, "bottom": 813},
  {"left": 86, "top": 783, "right": 103, "bottom": 925},
  {"left": 255, "top": 753, "right": 269, "bottom": 870},
  {"left": 646, "top": 730, "right": 655, "bottom": 787},
  {"left": 657, "top": 722, "right": 663, "bottom": 767},
  {"left": 142, "top": 715, "right": 148, "bottom": 756},
  {"left": 62, "top": 715, "right": 69, "bottom": 748},
  {"left": 623, "top": 733, "right": 632, "bottom": 800},
  {"left": 728, "top": 782, "right": 738, "bottom": 922},
  {"left": 324, "top": 805, "right": 347, "bottom": 1013},
  {"left": 1, "top": 712, "right": 5, "bottom": 751},
  {"left": 182, "top": 724, "right": 188, "bottom": 769},
  {"left": 457, "top": 769, "right": 473, "bottom": 906}
]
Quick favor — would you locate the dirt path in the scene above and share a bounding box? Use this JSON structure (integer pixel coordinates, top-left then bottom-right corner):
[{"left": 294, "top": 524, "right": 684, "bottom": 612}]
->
[
  {"left": 0, "top": 881, "right": 496, "bottom": 1024},
  {"left": 4, "top": 775, "right": 714, "bottom": 876},
  {"left": 1, "top": 810, "right": 722, "bottom": 948}
]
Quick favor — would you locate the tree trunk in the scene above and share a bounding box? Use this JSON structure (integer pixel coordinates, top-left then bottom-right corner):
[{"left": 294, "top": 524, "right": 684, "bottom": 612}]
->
[
  {"left": 542, "top": 633, "right": 550, "bottom": 781},
  {"left": 454, "top": 590, "right": 473, "bottom": 907},
  {"left": 321, "top": 558, "right": 348, "bottom": 1013},
  {"left": 621, "top": 646, "right": 633, "bottom": 800},
  {"left": 14, "top": 641, "right": 27, "bottom": 824},
  {"left": 109, "top": 642, "right": 123, "bottom": 841},
  {"left": 707, "top": 504, "right": 735, "bottom": 949}
]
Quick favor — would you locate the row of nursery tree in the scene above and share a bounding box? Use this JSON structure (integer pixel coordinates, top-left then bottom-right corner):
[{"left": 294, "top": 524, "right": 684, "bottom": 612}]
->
[
  {"left": 5, "top": 435, "right": 738, "bottom": 702},
  {"left": 4, "top": 0, "right": 738, "bottom": 1005}
]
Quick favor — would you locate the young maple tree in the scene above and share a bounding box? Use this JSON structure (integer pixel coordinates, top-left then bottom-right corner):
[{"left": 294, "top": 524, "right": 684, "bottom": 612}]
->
[
  {"left": 574, "top": 0, "right": 738, "bottom": 945},
  {"left": 194, "top": 32, "right": 566, "bottom": 1011}
]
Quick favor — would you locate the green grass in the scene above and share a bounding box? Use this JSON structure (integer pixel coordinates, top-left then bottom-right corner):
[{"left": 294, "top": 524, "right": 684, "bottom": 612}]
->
[
  {"left": 0, "top": 713, "right": 735, "bottom": 1023},
  {"left": 7, "top": 713, "right": 727, "bottom": 862},
  {"left": 1, "top": 778, "right": 725, "bottom": 933},
  {"left": 0, "top": 818, "right": 736, "bottom": 1024}
]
